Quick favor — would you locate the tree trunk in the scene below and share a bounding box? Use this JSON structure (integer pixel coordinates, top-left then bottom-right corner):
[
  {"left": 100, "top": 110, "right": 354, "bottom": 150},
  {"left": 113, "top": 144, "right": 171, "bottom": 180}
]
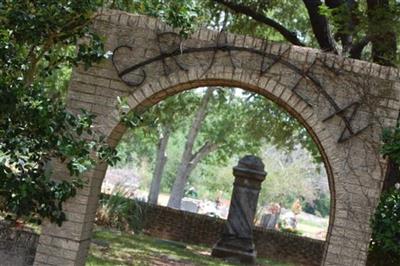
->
[
  {"left": 180, "top": 141, "right": 219, "bottom": 185},
  {"left": 147, "top": 126, "right": 171, "bottom": 204},
  {"left": 302, "top": 0, "right": 338, "bottom": 53},
  {"left": 168, "top": 141, "right": 219, "bottom": 209},
  {"left": 167, "top": 165, "right": 191, "bottom": 209},
  {"left": 326, "top": 1, "right": 357, "bottom": 51},
  {"left": 367, "top": 0, "right": 397, "bottom": 66},
  {"left": 213, "top": 0, "right": 305, "bottom": 46},
  {"left": 167, "top": 88, "right": 215, "bottom": 209}
]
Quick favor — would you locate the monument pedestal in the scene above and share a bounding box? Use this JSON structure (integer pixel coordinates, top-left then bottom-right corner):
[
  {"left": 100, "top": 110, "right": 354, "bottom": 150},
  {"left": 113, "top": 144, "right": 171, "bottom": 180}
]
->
[
  {"left": 211, "top": 155, "right": 267, "bottom": 265},
  {"left": 212, "top": 243, "right": 256, "bottom": 264}
]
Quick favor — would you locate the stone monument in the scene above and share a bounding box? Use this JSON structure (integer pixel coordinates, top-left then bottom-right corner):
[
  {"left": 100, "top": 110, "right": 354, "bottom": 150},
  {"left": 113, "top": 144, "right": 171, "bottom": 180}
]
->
[
  {"left": 211, "top": 155, "right": 267, "bottom": 264},
  {"left": 260, "top": 203, "right": 281, "bottom": 229}
]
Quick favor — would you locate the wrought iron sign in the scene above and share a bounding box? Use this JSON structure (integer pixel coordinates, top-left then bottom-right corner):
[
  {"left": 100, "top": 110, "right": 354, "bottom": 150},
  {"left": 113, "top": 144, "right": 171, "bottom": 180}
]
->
[{"left": 111, "top": 30, "right": 370, "bottom": 143}]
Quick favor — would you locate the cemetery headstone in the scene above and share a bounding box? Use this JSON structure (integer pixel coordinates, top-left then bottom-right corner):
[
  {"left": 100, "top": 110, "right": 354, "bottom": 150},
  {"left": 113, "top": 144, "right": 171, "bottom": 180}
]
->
[{"left": 211, "top": 155, "right": 267, "bottom": 264}]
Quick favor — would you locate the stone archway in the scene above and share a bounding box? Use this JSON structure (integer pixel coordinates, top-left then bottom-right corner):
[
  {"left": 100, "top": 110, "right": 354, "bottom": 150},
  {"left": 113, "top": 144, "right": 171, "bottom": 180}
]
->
[{"left": 33, "top": 10, "right": 400, "bottom": 266}]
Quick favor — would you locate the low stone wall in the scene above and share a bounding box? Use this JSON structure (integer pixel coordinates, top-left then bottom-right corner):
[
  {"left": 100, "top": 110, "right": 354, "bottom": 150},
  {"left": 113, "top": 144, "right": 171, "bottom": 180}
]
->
[
  {"left": 0, "top": 222, "right": 39, "bottom": 266},
  {"left": 139, "top": 202, "right": 325, "bottom": 266},
  {"left": 0, "top": 202, "right": 324, "bottom": 266}
]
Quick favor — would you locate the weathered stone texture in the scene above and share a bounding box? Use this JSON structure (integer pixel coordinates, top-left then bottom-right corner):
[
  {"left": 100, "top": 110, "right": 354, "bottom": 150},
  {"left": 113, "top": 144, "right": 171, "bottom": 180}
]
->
[
  {"left": 212, "top": 156, "right": 267, "bottom": 263},
  {"left": 33, "top": 9, "right": 400, "bottom": 266},
  {"left": 0, "top": 223, "right": 39, "bottom": 266}
]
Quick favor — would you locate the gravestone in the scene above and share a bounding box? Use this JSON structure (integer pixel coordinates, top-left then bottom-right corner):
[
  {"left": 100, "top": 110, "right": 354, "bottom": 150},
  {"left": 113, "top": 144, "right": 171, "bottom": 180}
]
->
[
  {"left": 181, "top": 198, "right": 199, "bottom": 213},
  {"left": 211, "top": 155, "right": 267, "bottom": 264},
  {"left": 260, "top": 203, "right": 281, "bottom": 230},
  {"left": 260, "top": 213, "right": 279, "bottom": 230}
]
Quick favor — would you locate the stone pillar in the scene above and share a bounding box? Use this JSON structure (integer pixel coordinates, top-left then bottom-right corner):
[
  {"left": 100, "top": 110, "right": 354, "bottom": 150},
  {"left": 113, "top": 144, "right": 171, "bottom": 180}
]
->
[
  {"left": 211, "top": 155, "right": 267, "bottom": 264},
  {"left": 33, "top": 162, "right": 107, "bottom": 266}
]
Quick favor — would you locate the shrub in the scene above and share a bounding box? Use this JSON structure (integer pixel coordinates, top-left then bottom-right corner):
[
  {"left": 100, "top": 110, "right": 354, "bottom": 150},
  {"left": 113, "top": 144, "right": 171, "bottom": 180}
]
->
[
  {"left": 95, "top": 186, "right": 145, "bottom": 233},
  {"left": 368, "top": 186, "right": 400, "bottom": 266}
]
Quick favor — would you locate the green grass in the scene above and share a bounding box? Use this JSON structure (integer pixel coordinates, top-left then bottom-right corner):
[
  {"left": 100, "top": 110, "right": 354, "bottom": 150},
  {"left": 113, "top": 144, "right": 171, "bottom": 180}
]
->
[
  {"left": 296, "top": 217, "right": 328, "bottom": 239},
  {"left": 297, "top": 217, "right": 328, "bottom": 228},
  {"left": 87, "top": 228, "right": 293, "bottom": 266}
]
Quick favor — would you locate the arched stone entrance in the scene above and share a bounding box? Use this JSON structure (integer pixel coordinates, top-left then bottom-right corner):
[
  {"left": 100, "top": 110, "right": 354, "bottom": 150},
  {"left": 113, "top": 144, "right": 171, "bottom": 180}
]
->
[{"left": 33, "top": 10, "right": 400, "bottom": 266}]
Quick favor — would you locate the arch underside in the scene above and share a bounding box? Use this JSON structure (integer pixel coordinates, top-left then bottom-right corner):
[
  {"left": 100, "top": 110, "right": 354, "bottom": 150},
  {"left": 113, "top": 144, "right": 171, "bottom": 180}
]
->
[
  {"left": 103, "top": 55, "right": 380, "bottom": 265},
  {"left": 108, "top": 73, "right": 338, "bottom": 258},
  {"left": 33, "top": 10, "right": 400, "bottom": 266}
]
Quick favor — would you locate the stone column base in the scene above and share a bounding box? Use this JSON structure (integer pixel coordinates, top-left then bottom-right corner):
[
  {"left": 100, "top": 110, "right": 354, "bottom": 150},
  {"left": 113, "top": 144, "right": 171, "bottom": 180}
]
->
[{"left": 211, "top": 244, "right": 256, "bottom": 265}]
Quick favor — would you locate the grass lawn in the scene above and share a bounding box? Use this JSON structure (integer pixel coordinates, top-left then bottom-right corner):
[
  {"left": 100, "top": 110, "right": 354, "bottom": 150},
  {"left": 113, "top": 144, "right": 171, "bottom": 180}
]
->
[
  {"left": 87, "top": 228, "right": 293, "bottom": 266},
  {"left": 296, "top": 216, "right": 328, "bottom": 240}
]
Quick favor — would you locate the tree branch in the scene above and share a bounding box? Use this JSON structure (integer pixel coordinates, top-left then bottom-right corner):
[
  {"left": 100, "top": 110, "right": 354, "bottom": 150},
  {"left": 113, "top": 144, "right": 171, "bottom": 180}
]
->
[
  {"left": 181, "top": 87, "right": 215, "bottom": 162},
  {"left": 190, "top": 141, "right": 219, "bottom": 169},
  {"left": 24, "top": 33, "right": 56, "bottom": 87},
  {"left": 213, "top": 0, "right": 305, "bottom": 46},
  {"left": 326, "top": 0, "right": 357, "bottom": 54},
  {"left": 302, "top": 0, "right": 338, "bottom": 53},
  {"left": 349, "top": 36, "right": 370, "bottom": 59},
  {"left": 168, "top": 87, "right": 215, "bottom": 208}
]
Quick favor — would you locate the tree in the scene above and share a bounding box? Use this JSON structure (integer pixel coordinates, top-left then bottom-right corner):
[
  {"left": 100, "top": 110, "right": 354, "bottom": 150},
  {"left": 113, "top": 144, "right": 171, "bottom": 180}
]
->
[
  {"left": 147, "top": 126, "right": 171, "bottom": 204},
  {"left": 0, "top": 1, "right": 118, "bottom": 225},
  {"left": 368, "top": 187, "right": 400, "bottom": 265},
  {"left": 117, "top": 86, "right": 319, "bottom": 209},
  {"left": 257, "top": 144, "right": 326, "bottom": 211},
  {"left": 115, "top": 0, "right": 399, "bottom": 261},
  {"left": 206, "top": 0, "right": 400, "bottom": 189},
  {"left": 166, "top": 87, "right": 317, "bottom": 208},
  {"left": 242, "top": 92, "right": 322, "bottom": 163},
  {"left": 143, "top": 92, "right": 200, "bottom": 204},
  {"left": 118, "top": 90, "right": 202, "bottom": 204},
  {"left": 167, "top": 88, "right": 218, "bottom": 208},
  {"left": 101, "top": 2, "right": 325, "bottom": 208},
  {"left": 209, "top": 0, "right": 398, "bottom": 63}
]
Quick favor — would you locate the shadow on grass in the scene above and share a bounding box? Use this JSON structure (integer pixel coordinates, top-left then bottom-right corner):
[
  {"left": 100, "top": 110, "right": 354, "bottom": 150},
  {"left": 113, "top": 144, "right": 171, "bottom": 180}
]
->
[{"left": 87, "top": 228, "right": 293, "bottom": 266}]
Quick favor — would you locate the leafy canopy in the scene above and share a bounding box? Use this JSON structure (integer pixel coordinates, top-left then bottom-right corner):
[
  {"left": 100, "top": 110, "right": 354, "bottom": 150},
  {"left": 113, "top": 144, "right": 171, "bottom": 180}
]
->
[
  {"left": 0, "top": 0, "right": 118, "bottom": 225},
  {"left": 369, "top": 187, "right": 400, "bottom": 265}
]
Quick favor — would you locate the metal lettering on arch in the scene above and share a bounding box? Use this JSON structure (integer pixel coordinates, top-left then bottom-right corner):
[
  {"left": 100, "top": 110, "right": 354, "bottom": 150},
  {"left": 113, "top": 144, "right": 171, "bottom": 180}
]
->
[{"left": 112, "top": 30, "right": 370, "bottom": 143}]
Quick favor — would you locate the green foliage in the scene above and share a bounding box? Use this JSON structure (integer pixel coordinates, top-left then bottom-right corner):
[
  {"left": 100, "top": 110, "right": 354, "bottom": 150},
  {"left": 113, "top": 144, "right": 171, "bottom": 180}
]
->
[
  {"left": 373, "top": 127, "right": 400, "bottom": 264},
  {"left": 194, "top": 89, "right": 264, "bottom": 164},
  {"left": 256, "top": 144, "right": 325, "bottom": 210},
  {"left": 302, "top": 192, "right": 330, "bottom": 217},
  {"left": 117, "top": 90, "right": 201, "bottom": 167},
  {"left": 278, "top": 225, "right": 303, "bottom": 237},
  {"left": 381, "top": 127, "right": 400, "bottom": 164},
  {"left": 189, "top": 160, "right": 234, "bottom": 200},
  {"left": 320, "top": 1, "right": 400, "bottom": 63},
  {"left": 0, "top": 0, "right": 118, "bottom": 225},
  {"left": 224, "top": 0, "right": 315, "bottom": 44},
  {"left": 126, "top": 0, "right": 400, "bottom": 65},
  {"left": 105, "top": 0, "right": 207, "bottom": 36},
  {"left": 117, "top": 88, "right": 323, "bottom": 202},
  {"left": 96, "top": 189, "right": 145, "bottom": 233},
  {"left": 242, "top": 93, "right": 321, "bottom": 163},
  {"left": 368, "top": 187, "right": 400, "bottom": 266}
]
